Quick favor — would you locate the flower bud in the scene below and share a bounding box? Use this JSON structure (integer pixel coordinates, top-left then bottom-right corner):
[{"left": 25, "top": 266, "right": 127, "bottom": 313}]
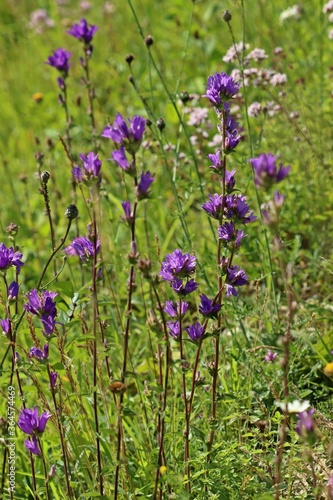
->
[
  {"left": 41, "top": 170, "right": 50, "bottom": 185},
  {"left": 145, "top": 35, "right": 154, "bottom": 46},
  {"left": 222, "top": 10, "right": 232, "bottom": 22},
  {"left": 65, "top": 204, "right": 79, "bottom": 220},
  {"left": 156, "top": 117, "right": 165, "bottom": 131}
]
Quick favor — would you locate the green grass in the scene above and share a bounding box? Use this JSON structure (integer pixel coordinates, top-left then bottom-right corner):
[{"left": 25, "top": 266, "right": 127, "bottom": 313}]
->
[{"left": 0, "top": 0, "right": 332, "bottom": 498}]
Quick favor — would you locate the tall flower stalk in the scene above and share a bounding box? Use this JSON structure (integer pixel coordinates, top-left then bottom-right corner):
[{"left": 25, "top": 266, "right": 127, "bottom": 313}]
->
[
  {"left": 102, "top": 113, "right": 149, "bottom": 498},
  {"left": 202, "top": 72, "right": 254, "bottom": 457}
]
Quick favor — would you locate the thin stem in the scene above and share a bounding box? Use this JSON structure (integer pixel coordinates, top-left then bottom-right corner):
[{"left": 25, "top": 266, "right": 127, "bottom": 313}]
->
[
  {"left": 47, "top": 365, "right": 72, "bottom": 498},
  {"left": 38, "top": 438, "right": 51, "bottom": 500},
  {"left": 92, "top": 199, "right": 103, "bottom": 495},
  {"left": 83, "top": 47, "right": 97, "bottom": 150},
  {"left": 37, "top": 219, "right": 72, "bottom": 289}
]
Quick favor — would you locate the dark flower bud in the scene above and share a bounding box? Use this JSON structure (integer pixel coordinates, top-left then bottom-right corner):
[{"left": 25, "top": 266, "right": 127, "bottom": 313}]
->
[
  {"left": 128, "top": 75, "right": 135, "bottom": 85},
  {"left": 179, "top": 91, "right": 190, "bottom": 103},
  {"left": 222, "top": 10, "right": 232, "bottom": 22},
  {"left": 41, "top": 171, "right": 50, "bottom": 185},
  {"left": 156, "top": 117, "right": 165, "bottom": 131},
  {"left": 125, "top": 54, "right": 135, "bottom": 64},
  {"left": 46, "top": 138, "right": 55, "bottom": 150},
  {"left": 6, "top": 223, "right": 19, "bottom": 236},
  {"left": 35, "top": 151, "right": 44, "bottom": 164},
  {"left": 145, "top": 35, "right": 154, "bottom": 46},
  {"left": 64, "top": 204, "right": 79, "bottom": 220},
  {"left": 19, "top": 174, "right": 28, "bottom": 184},
  {"left": 146, "top": 119, "right": 152, "bottom": 127}
]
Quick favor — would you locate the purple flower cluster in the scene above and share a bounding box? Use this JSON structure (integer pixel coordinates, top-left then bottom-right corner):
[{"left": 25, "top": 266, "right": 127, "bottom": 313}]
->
[
  {"left": 250, "top": 153, "right": 290, "bottom": 189},
  {"left": 72, "top": 152, "right": 102, "bottom": 185},
  {"left": 295, "top": 409, "right": 315, "bottom": 439},
  {"left": 46, "top": 48, "right": 71, "bottom": 76},
  {"left": 0, "top": 243, "right": 24, "bottom": 275},
  {"left": 65, "top": 236, "right": 100, "bottom": 262},
  {"left": 202, "top": 72, "right": 239, "bottom": 108},
  {"left": 102, "top": 113, "right": 146, "bottom": 155},
  {"left": 24, "top": 290, "right": 57, "bottom": 337},
  {"left": 29, "top": 344, "right": 49, "bottom": 361},
  {"left": 18, "top": 406, "right": 51, "bottom": 456},
  {"left": 67, "top": 18, "right": 98, "bottom": 45}
]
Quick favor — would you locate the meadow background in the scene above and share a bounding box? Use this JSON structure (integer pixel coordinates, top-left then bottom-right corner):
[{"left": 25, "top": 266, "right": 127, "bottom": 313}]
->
[{"left": 0, "top": 0, "right": 333, "bottom": 498}]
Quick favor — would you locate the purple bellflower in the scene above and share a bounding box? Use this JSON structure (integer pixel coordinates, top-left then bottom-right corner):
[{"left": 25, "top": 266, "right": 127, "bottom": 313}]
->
[
  {"left": 65, "top": 236, "right": 100, "bottom": 262},
  {"left": 265, "top": 350, "right": 277, "bottom": 362},
  {"left": 24, "top": 436, "right": 40, "bottom": 456},
  {"left": 0, "top": 243, "right": 24, "bottom": 274},
  {"left": 121, "top": 201, "right": 133, "bottom": 225},
  {"left": 102, "top": 113, "right": 146, "bottom": 154},
  {"left": 29, "top": 344, "right": 49, "bottom": 361},
  {"left": 49, "top": 371, "right": 58, "bottom": 389},
  {"left": 18, "top": 406, "right": 51, "bottom": 436},
  {"left": 295, "top": 409, "right": 316, "bottom": 439},
  {"left": 185, "top": 322, "right": 205, "bottom": 341},
  {"left": 199, "top": 294, "right": 221, "bottom": 319},
  {"left": 136, "top": 171, "right": 155, "bottom": 199},
  {"left": 24, "top": 290, "right": 57, "bottom": 336},
  {"left": 1, "top": 318, "right": 10, "bottom": 336},
  {"left": 160, "top": 249, "right": 196, "bottom": 282},
  {"left": 202, "top": 193, "right": 223, "bottom": 220},
  {"left": 171, "top": 278, "right": 198, "bottom": 296},
  {"left": 250, "top": 153, "right": 290, "bottom": 189},
  {"left": 202, "top": 72, "right": 239, "bottom": 108},
  {"left": 8, "top": 281, "right": 19, "bottom": 302},
  {"left": 167, "top": 320, "right": 180, "bottom": 339},
  {"left": 224, "top": 194, "right": 257, "bottom": 224},
  {"left": 217, "top": 221, "right": 247, "bottom": 247},
  {"left": 225, "top": 266, "right": 249, "bottom": 297},
  {"left": 164, "top": 300, "right": 189, "bottom": 318},
  {"left": 72, "top": 152, "right": 102, "bottom": 185},
  {"left": 67, "top": 18, "right": 98, "bottom": 45},
  {"left": 46, "top": 48, "right": 71, "bottom": 76}
]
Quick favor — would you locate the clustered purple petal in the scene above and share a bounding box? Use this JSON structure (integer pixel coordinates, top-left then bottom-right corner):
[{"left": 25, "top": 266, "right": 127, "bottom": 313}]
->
[
  {"left": 24, "top": 290, "right": 57, "bottom": 336},
  {"left": 160, "top": 249, "right": 197, "bottom": 281},
  {"left": 295, "top": 409, "right": 315, "bottom": 438},
  {"left": 67, "top": 18, "right": 98, "bottom": 44},
  {"left": 164, "top": 300, "right": 189, "bottom": 318},
  {"left": 136, "top": 171, "right": 155, "bottom": 199},
  {"left": 0, "top": 243, "right": 24, "bottom": 274},
  {"left": 24, "top": 436, "right": 40, "bottom": 456},
  {"left": 217, "top": 221, "right": 247, "bottom": 247},
  {"left": 46, "top": 48, "right": 71, "bottom": 75},
  {"left": 65, "top": 236, "right": 100, "bottom": 262},
  {"left": 224, "top": 194, "right": 257, "bottom": 224},
  {"left": 185, "top": 322, "right": 205, "bottom": 341},
  {"left": 202, "top": 194, "right": 223, "bottom": 220},
  {"left": 30, "top": 344, "right": 49, "bottom": 361},
  {"left": 72, "top": 152, "right": 102, "bottom": 184},
  {"left": 265, "top": 350, "right": 277, "bottom": 362},
  {"left": 225, "top": 266, "right": 249, "bottom": 298},
  {"left": 202, "top": 72, "right": 239, "bottom": 107},
  {"left": 199, "top": 294, "right": 221, "bottom": 319},
  {"left": 18, "top": 406, "right": 51, "bottom": 436},
  {"left": 50, "top": 371, "right": 58, "bottom": 388},
  {"left": 250, "top": 153, "right": 290, "bottom": 189},
  {"left": 102, "top": 113, "right": 146, "bottom": 154},
  {"left": 167, "top": 320, "right": 180, "bottom": 339}
]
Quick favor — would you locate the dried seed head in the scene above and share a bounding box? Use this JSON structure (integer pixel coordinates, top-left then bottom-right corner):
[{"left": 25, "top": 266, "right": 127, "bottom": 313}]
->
[{"left": 64, "top": 204, "right": 79, "bottom": 220}]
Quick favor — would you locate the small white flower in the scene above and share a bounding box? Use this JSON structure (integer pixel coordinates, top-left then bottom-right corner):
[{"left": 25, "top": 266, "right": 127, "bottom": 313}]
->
[{"left": 275, "top": 400, "right": 311, "bottom": 413}]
